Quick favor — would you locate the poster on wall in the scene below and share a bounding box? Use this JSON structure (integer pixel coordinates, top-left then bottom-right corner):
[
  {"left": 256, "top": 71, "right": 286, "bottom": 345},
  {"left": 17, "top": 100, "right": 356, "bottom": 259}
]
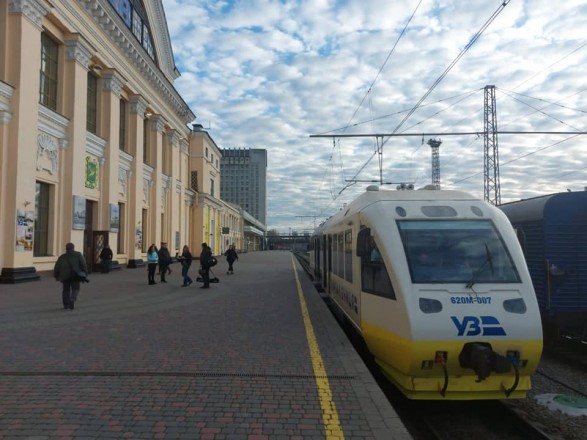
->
[
  {"left": 15, "top": 209, "right": 34, "bottom": 252},
  {"left": 85, "top": 156, "right": 99, "bottom": 189},
  {"left": 110, "top": 204, "right": 120, "bottom": 232},
  {"left": 73, "top": 196, "right": 86, "bottom": 230}
]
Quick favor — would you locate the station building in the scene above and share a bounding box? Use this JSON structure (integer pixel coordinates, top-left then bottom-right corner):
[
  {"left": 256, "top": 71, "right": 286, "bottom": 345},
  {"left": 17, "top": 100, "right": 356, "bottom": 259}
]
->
[{"left": 0, "top": 0, "right": 243, "bottom": 282}]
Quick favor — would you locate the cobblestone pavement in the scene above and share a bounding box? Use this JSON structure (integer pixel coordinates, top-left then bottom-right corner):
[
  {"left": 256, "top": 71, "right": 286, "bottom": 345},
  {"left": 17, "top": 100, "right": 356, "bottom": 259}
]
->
[{"left": 0, "top": 251, "right": 410, "bottom": 440}]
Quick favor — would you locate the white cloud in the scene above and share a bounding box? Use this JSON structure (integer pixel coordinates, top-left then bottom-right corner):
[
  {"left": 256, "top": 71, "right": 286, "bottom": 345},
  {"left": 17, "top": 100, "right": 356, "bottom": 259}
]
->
[{"left": 162, "top": 0, "right": 587, "bottom": 232}]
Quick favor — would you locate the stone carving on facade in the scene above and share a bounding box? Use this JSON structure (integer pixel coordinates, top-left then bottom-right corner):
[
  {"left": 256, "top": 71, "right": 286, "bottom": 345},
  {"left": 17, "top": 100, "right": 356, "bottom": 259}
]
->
[
  {"left": 162, "top": 176, "right": 171, "bottom": 208},
  {"left": 102, "top": 71, "right": 125, "bottom": 97},
  {"left": 8, "top": 0, "right": 50, "bottom": 30},
  {"left": 64, "top": 36, "right": 93, "bottom": 69},
  {"left": 168, "top": 130, "right": 180, "bottom": 148},
  {"left": 36, "top": 133, "right": 58, "bottom": 175},
  {"left": 118, "top": 168, "right": 128, "bottom": 197},
  {"left": 0, "top": 81, "right": 14, "bottom": 125},
  {"left": 150, "top": 115, "right": 166, "bottom": 133},
  {"left": 143, "top": 178, "right": 154, "bottom": 205},
  {"left": 130, "top": 95, "right": 148, "bottom": 116}
]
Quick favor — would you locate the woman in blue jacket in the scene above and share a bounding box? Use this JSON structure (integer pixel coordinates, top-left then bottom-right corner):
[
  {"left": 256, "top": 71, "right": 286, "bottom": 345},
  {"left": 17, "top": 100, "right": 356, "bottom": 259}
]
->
[{"left": 147, "top": 244, "right": 159, "bottom": 285}]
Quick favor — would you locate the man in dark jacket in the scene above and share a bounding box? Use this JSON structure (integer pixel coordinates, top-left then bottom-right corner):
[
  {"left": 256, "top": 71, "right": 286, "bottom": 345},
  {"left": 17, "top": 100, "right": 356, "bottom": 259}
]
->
[
  {"left": 99, "top": 243, "right": 113, "bottom": 273},
  {"left": 54, "top": 242, "right": 88, "bottom": 310},
  {"left": 158, "top": 242, "right": 172, "bottom": 283},
  {"left": 199, "top": 242, "right": 212, "bottom": 289},
  {"left": 224, "top": 244, "right": 238, "bottom": 275}
]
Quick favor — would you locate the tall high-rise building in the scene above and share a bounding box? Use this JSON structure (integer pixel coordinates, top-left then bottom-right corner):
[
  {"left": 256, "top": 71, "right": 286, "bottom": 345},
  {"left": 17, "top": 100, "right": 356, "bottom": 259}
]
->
[{"left": 220, "top": 149, "right": 267, "bottom": 225}]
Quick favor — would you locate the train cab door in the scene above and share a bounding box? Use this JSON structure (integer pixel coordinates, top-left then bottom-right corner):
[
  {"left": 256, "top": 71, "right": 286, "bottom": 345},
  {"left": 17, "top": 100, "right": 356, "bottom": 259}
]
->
[
  {"left": 322, "top": 235, "right": 328, "bottom": 289},
  {"left": 314, "top": 237, "right": 321, "bottom": 283},
  {"left": 326, "top": 234, "right": 332, "bottom": 291}
]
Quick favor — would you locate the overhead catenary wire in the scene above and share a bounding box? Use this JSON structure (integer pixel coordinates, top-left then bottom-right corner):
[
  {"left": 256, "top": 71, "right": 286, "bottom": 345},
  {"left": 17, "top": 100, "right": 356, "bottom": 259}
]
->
[
  {"left": 341, "top": 0, "right": 424, "bottom": 133},
  {"left": 386, "top": 0, "right": 512, "bottom": 141},
  {"left": 325, "top": 1, "right": 512, "bottom": 200}
]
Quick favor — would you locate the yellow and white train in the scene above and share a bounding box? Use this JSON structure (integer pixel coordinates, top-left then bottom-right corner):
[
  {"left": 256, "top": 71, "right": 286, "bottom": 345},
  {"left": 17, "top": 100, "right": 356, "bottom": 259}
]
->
[{"left": 310, "top": 186, "right": 543, "bottom": 399}]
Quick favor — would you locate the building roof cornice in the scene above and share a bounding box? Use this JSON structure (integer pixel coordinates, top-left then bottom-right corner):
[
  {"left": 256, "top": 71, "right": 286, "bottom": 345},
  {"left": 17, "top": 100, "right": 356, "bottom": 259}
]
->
[{"left": 67, "top": 0, "right": 194, "bottom": 125}]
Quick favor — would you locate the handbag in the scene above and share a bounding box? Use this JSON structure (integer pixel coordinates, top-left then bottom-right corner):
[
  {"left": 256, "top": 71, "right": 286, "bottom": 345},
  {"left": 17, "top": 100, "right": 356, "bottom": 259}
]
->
[
  {"left": 73, "top": 269, "right": 89, "bottom": 283},
  {"left": 67, "top": 257, "right": 90, "bottom": 283}
]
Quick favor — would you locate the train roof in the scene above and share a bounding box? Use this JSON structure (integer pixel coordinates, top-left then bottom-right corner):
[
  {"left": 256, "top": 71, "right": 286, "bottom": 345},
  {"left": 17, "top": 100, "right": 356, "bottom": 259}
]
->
[
  {"left": 498, "top": 191, "right": 587, "bottom": 223},
  {"left": 314, "top": 187, "right": 479, "bottom": 233}
]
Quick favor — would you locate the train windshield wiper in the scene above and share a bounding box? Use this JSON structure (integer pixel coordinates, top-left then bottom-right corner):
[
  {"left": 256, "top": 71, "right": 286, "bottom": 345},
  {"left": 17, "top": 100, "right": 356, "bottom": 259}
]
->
[{"left": 466, "top": 243, "right": 494, "bottom": 289}]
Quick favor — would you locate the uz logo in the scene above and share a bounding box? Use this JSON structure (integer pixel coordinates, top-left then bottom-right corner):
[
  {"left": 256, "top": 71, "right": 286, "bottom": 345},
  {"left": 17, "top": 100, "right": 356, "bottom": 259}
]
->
[{"left": 451, "top": 316, "right": 507, "bottom": 336}]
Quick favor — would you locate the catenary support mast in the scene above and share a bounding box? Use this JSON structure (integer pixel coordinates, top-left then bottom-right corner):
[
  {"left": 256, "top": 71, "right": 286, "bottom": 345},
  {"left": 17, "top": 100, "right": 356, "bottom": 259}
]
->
[{"left": 484, "top": 85, "right": 500, "bottom": 205}]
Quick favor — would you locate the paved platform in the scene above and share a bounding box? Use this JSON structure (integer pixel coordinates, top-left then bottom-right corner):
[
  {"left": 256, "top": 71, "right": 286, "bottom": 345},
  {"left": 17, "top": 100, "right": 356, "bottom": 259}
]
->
[{"left": 0, "top": 250, "right": 410, "bottom": 440}]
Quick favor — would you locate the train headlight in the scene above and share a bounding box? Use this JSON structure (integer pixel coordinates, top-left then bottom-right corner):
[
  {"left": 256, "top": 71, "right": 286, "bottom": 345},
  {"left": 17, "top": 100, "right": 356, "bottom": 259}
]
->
[
  {"left": 503, "top": 298, "right": 527, "bottom": 314},
  {"left": 419, "top": 297, "right": 443, "bottom": 313}
]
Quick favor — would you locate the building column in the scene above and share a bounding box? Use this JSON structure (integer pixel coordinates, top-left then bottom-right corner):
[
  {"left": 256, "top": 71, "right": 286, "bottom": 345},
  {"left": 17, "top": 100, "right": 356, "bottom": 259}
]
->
[
  {"left": 126, "top": 94, "right": 148, "bottom": 267},
  {"left": 149, "top": 114, "right": 165, "bottom": 247},
  {"left": 168, "top": 129, "right": 181, "bottom": 251},
  {"left": 100, "top": 69, "right": 125, "bottom": 255},
  {"left": 60, "top": 34, "right": 93, "bottom": 262},
  {"left": 0, "top": 0, "right": 50, "bottom": 283}
]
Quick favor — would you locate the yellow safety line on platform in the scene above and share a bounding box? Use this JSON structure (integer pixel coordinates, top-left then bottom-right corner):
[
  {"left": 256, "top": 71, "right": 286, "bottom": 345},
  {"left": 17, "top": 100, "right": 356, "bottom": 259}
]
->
[{"left": 291, "top": 255, "right": 345, "bottom": 440}]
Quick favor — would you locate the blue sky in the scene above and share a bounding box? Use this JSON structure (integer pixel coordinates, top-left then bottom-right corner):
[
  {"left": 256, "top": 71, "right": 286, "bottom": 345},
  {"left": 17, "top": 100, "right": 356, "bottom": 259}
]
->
[{"left": 161, "top": 0, "right": 587, "bottom": 233}]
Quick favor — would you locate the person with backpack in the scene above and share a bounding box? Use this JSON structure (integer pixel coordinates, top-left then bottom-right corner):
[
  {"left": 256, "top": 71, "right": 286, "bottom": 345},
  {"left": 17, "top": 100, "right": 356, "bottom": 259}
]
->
[
  {"left": 224, "top": 244, "right": 238, "bottom": 275},
  {"left": 199, "top": 242, "right": 213, "bottom": 289},
  {"left": 157, "top": 242, "right": 172, "bottom": 283}
]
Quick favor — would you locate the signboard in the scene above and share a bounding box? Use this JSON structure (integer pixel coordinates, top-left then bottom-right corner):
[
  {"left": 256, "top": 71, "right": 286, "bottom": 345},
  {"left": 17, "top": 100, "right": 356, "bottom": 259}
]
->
[
  {"left": 15, "top": 209, "right": 34, "bottom": 252},
  {"left": 109, "top": 204, "right": 120, "bottom": 232},
  {"left": 72, "top": 196, "right": 86, "bottom": 230}
]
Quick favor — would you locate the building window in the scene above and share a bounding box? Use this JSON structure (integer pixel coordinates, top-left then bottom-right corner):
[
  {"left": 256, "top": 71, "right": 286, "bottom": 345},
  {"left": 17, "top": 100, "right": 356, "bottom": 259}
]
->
[
  {"left": 143, "top": 118, "right": 149, "bottom": 164},
  {"left": 162, "top": 133, "right": 169, "bottom": 175},
  {"left": 119, "top": 99, "right": 127, "bottom": 151},
  {"left": 108, "top": 0, "right": 155, "bottom": 61},
  {"left": 132, "top": 11, "right": 142, "bottom": 41},
  {"left": 117, "top": 202, "right": 125, "bottom": 254},
  {"left": 40, "top": 33, "right": 58, "bottom": 111},
  {"left": 34, "top": 181, "right": 51, "bottom": 256},
  {"left": 191, "top": 171, "right": 198, "bottom": 191},
  {"left": 86, "top": 73, "right": 98, "bottom": 133},
  {"left": 205, "top": 147, "right": 208, "bottom": 158},
  {"left": 141, "top": 208, "right": 148, "bottom": 253},
  {"left": 210, "top": 178, "right": 215, "bottom": 198}
]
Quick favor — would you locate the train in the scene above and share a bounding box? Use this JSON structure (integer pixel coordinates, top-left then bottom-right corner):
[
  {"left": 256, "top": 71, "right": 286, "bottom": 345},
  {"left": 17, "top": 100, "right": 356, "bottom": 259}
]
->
[
  {"left": 309, "top": 185, "right": 543, "bottom": 400},
  {"left": 498, "top": 191, "right": 587, "bottom": 344}
]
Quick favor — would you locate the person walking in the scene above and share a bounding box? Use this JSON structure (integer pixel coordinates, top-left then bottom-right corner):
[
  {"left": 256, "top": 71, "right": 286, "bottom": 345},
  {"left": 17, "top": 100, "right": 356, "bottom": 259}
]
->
[
  {"left": 147, "top": 244, "right": 159, "bottom": 285},
  {"left": 179, "top": 245, "right": 193, "bottom": 287},
  {"left": 53, "top": 242, "right": 88, "bottom": 310},
  {"left": 99, "top": 243, "right": 113, "bottom": 273},
  {"left": 224, "top": 244, "right": 238, "bottom": 275},
  {"left": 199, "top": 242, "right": 212, "bottom": 289},
  {"left": 158, "top": 242, "right": 172, "bottom": 283}
]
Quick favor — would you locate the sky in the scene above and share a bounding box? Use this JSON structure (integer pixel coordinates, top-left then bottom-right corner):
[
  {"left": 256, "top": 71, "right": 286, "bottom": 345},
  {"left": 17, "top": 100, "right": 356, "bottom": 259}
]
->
[{"left": 160, "top": 0, "right": 587, "bottom": 233}]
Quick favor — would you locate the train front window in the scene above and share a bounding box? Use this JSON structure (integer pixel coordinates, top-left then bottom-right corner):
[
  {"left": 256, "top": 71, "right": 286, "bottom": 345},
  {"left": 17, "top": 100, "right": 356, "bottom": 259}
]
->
[{"left": 398, "top": 220, "right": 521, "bottom": 284}]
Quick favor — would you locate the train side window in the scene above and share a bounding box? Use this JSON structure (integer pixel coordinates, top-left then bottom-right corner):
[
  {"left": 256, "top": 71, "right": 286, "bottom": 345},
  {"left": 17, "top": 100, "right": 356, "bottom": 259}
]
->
[
  {"left": 515, "top": 227, "right": 527, "bottom": 256},
  {"left": 357, "top": 229, "right": 396, "bottom": 300},
  {"left": 344, "top": 230, "right": 353, "bottom": 282}
]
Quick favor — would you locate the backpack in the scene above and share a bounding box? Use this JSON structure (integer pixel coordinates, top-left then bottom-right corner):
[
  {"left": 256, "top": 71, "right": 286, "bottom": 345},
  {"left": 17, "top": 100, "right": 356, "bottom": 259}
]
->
[{"left": 208, "top": 256, "right": 218, "bottom": 267}]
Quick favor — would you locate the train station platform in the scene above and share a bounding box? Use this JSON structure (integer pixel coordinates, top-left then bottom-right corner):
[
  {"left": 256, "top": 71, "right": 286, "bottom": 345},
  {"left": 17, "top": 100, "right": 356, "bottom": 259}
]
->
[{"left": 0, "top": 250, "right": 410, "bottom": 439}]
